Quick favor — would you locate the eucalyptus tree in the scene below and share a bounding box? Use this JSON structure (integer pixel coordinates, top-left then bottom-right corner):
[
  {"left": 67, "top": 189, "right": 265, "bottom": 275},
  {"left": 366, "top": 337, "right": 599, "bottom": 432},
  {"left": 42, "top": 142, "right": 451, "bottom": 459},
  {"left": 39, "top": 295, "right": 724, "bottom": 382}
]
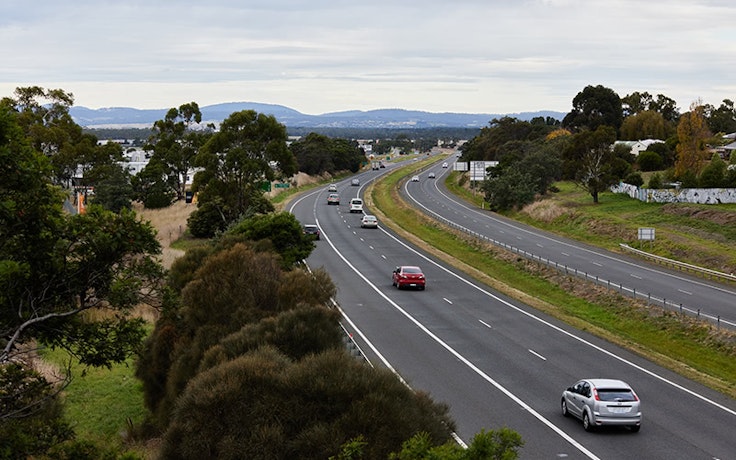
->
[
  {"left": 189, "top": 110, "right": 297, "bottom": 236},
  {"left": 145, "top": 102, "right": 210, "bottom": 202}
]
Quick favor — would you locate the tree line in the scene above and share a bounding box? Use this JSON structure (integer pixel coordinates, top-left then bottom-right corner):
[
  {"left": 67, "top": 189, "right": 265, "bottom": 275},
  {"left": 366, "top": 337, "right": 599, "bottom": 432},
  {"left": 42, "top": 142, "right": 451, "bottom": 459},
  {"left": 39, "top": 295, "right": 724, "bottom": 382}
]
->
[{"left": 460, "top": 85, "right": 736, "bottom": 210}]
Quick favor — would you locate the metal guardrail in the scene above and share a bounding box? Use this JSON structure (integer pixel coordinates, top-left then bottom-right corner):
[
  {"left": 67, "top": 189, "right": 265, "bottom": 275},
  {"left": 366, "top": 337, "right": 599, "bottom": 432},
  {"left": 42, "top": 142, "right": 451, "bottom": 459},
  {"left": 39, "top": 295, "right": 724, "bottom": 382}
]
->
[
  {"left": 620, "top": 244, "right": 736, "bottom": 283},
  {"left": 414, "top": 208, "right": 735, "bottom": 330}
]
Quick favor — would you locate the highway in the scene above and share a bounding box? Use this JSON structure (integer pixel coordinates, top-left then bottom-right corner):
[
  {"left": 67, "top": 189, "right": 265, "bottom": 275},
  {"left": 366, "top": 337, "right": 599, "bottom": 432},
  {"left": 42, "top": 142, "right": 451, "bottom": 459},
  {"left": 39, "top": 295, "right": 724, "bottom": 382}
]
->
[
  {"left": 408, "top": 157, "right": 736, "bottom": 329},
  {"left": 289, "top": 163, "right": 736, "bottom": 459}
]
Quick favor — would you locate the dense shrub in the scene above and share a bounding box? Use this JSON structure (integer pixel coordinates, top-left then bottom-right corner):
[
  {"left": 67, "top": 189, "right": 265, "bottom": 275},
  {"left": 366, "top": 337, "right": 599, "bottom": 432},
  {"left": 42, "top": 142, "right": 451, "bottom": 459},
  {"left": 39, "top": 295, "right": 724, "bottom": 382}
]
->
[
  {"left": 636, "top": 150, "right": 664, "bottom": 171},
  {"left": 160, "top": 348, "right": 454, "bottom": 459},
  {"left": 623, "top": 172, "right": 644, "bottom": 187}
]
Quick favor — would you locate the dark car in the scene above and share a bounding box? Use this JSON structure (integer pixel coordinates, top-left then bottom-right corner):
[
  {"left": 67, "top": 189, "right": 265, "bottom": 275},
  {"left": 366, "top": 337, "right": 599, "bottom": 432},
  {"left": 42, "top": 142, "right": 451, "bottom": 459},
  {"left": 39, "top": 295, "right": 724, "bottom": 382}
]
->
[{"left": 303, "top": 224, "right": 320, "bottom": 240}]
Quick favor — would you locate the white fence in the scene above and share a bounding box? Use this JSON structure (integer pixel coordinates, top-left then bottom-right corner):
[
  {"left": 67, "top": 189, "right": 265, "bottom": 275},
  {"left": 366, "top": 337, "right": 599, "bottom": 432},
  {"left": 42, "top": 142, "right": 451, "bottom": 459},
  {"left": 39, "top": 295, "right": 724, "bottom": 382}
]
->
[{"left": 611, "top": 182, "right": 736, "bottom": 204}]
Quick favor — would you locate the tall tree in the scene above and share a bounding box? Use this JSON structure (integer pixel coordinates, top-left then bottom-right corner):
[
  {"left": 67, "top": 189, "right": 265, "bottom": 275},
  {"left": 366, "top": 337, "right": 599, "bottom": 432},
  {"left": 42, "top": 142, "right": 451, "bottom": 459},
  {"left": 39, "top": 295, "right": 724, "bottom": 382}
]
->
[
  {"left": 0, "top": 86, "right": 93, "bottom": 186},
  {"left": 675, "top": 101, "right": 711, "bottom": 178},
  {"left": 619, "top": 110, "right": 674, "bottom": 140},
  {"left": 190, "top": 110, "right": 297, "bottom": 235},
  {"left": 562, "top": 125, "right": 618, "bottom": 203},
  {"left": 562, "top": 85, "right": 623, "bottom": 132},
  {"left": 704, "top": 99, "right": 736, "bottom": 134},
  {"left": 1, "top": 103, "right": 164, "bottom": 420},
  {"left": 144, "top": 102, "right": 208, "bottom": 202}
]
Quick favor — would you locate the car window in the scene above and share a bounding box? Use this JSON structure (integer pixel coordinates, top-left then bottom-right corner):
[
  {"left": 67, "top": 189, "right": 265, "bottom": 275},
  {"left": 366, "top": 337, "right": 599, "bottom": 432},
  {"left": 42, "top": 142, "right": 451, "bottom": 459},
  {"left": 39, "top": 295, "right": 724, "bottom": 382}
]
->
[
  {"left": 597, "top": 389, "right": 636, "bottom": 401},
  {"left": 581, "top": 382, "right": 591, "bottom": 397},
  {"left": 403, "top": 267, "right": 421, "bottom": 274}
]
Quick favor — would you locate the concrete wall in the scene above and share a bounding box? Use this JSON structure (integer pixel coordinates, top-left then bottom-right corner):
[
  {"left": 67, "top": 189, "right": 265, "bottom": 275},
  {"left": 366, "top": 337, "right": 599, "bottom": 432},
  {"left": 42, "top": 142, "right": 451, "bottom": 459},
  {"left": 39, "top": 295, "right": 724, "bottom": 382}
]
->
[{"left": 612, "top": 182, "right": 736, "bottom": 204}]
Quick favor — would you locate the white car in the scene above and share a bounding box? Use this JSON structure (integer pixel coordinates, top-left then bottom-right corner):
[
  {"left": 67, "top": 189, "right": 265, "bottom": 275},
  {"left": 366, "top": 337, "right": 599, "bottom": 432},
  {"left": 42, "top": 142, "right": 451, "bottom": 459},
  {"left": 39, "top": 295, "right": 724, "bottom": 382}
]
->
[
  {"left": 349, "top": 198, "right": 363, "bottom": 213},
  {"left": 442, "top": 162, "right": 449, "bottom": 168},
  {"left": 360, "top": 215, "right": 378, "bottom": 228},
  {"left": 327, "top": 184, "right": 337, "bottom": 192},
  {"left": 562, "top": 379, "right": 641, "bottom": 432},
  {"left": 428, "top": 172, "right": 436, "bottom": 178},
  {"left": 411, "top": 175, "right": 419, "bottom": 182}
]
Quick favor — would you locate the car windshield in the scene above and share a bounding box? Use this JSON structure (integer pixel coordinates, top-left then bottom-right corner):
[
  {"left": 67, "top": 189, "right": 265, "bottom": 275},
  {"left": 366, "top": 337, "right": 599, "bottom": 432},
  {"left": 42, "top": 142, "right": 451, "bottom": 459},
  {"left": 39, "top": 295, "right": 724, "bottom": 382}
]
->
[
  {"left": 597, "top": 389, "right": 636, "bottom": 401},
  {"left": 403, "top": 267, "right": 421, "bottom": 274}
]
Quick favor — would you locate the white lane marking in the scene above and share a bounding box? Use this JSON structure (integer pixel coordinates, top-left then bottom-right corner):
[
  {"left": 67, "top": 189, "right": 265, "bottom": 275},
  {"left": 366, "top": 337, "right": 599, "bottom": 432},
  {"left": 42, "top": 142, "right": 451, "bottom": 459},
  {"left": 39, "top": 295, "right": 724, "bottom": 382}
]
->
[
  {"left": 479, "top": 320, "right": 492, "bottom": 329},
  {"left": 443, "top": 297, "right": 453, "bottom": 305},
  {"left": 529, "top": 349, "right": 547, "bottom": 361},
  {"left": 592, "top": 262, "right": 602, "bottom": 267},
  {"left": 678, "top": 289, "right": 693, "bottom": 295},
  {"left": 630, "top": 274, "right": 642, "bottom": 279},
  {"left": 381, "top": 254, "right": 387, "bottom": 259},
  {"left": 561, "top": 252, "right": 570, "bottom": 257}
]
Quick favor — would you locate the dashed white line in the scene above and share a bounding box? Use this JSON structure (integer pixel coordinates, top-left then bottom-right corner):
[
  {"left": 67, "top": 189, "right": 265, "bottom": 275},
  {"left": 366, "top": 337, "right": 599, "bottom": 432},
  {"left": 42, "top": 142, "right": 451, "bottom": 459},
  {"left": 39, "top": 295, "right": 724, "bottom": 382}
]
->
[
  {"left": 592, "top": 262, "right": 602, "bottom": 267},
  {"left": 561, "top": 252, "right": 570, "bottom": 257},
  {"left": 678, "top": 289, "right": 693, "bottom": 295},
  {"left": 630, "top": 274, "right": 643, "bottom": 279},
  {"left": 528, "top": 349, "right": 547, "bottom": 361},
  {"left": 443, "top": 297, "right": 453, "bottom": 304},
  {"left": 479, "top": 319, "right": 492, "bottom": 329}
]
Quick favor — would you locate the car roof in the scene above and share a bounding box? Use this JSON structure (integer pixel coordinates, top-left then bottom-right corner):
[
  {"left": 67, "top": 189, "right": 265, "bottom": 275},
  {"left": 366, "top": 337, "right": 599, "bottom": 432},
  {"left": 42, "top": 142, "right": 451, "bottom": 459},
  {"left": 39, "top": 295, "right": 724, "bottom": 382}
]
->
[{"left": 583, "top": 379, "right": 632, "bottom": 389}]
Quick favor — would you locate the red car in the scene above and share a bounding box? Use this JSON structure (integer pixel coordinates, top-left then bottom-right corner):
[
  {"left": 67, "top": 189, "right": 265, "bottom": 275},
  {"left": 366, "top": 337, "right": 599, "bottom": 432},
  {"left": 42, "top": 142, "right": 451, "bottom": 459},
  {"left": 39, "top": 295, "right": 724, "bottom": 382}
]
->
[{"left": 392, "top": 266, "right": 426, "bottom": 290}]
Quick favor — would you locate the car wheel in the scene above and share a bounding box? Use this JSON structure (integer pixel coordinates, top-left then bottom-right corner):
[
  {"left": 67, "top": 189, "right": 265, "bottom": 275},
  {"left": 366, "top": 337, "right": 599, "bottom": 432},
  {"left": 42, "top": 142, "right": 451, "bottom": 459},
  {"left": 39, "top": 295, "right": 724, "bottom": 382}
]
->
[
  {"left": 629, "top": 425, "right": 641, "bottom": 433},
  {"left": 582, "top": 412, "right": 594, "bottom": 432},
  {"left": 561, "top": 399, "right": 569, "bottom": 417}
]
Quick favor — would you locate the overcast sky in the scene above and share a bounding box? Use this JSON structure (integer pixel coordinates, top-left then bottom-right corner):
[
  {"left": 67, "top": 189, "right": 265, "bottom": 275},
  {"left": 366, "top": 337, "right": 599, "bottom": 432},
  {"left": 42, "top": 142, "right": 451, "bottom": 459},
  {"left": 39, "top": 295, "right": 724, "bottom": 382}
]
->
[{"left": 2, "top": 0, "right": 735, "bottom": 116}]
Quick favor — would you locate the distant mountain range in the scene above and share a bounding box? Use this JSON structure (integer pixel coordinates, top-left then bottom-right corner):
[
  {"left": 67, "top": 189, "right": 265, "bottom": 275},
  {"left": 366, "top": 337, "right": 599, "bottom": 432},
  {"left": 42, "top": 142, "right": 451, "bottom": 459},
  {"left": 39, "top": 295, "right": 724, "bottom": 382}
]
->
[{"left": 70, "top": 102, "right": 566, "bottom": 129}]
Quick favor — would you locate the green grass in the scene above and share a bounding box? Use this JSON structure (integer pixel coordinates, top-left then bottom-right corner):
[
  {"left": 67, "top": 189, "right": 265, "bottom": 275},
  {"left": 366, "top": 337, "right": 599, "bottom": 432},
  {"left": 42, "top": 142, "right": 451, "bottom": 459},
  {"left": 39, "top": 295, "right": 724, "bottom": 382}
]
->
[
  {"left": 370, "top": 162, "right": 736, "bottom": 398},
  {"left": 40, "top": 347, "right": 149, "bottom": 452}
]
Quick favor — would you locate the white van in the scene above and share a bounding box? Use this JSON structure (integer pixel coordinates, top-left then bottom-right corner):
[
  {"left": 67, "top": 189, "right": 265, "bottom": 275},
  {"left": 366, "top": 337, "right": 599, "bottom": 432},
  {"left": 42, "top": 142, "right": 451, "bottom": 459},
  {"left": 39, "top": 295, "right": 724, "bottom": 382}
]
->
[{"left": 349, "top": 198, "right": 363, "bottom": 213}]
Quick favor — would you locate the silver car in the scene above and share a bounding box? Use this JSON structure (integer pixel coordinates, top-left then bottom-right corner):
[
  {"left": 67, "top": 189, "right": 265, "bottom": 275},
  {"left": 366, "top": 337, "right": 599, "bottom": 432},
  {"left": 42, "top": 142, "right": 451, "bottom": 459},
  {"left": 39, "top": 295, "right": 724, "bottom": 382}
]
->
[{"left": 561, "top": 378, "right": 641, "bottom": 432}]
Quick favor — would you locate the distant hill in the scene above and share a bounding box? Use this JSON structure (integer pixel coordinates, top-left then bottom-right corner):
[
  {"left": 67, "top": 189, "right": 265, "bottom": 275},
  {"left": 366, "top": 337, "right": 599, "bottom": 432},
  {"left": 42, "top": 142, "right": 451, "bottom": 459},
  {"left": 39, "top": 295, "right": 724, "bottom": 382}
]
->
[{"left": 70, "top": 102, "right": 566, "bottom": 129}]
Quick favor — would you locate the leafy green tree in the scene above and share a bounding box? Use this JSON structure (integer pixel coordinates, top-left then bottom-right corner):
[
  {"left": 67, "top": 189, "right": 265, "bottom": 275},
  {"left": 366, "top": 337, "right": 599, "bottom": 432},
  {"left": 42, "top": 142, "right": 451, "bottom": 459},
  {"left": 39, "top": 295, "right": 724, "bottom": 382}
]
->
[
  {"left": 675, "top": 102, "right": 711, "bottom": 178},
  {"left": 88, "top": 162, "right": 134, "bottom": 213},
  {"left": 562, "top": 125, "right": 618, "bottom": 203},
  {"left": 290, "top": 132, "right": 365, "bottom": 175},
  {"left": 482, "top": 167, "right": 537, "bottom": 211},
  {"left": 189, "top": 110, "right": 297, "bottom": 236},
  {"left": 131, "top": 160, "right": 177, "bottom": 209},
  {"left": 619, "top": 110, "right": 674, "bottom": 141},
  {"left": 636, "top": 150, "right": 664, "bottom": 171},
  {"left": 227, "top": 211, "right": 315, "bottom": 267},
  {"left": 1, "top": 102, "right": 164, "bottom": 441},
  {"left": 144, "top": 102, "right": 209, "bottom": 202},
  {"left": 460, "top": 117, "right": 555, "bottom": 162},
  {"left": 1, "top": 86, "right": 93, "bottom": 186},
  {"left": 699, "top": 153, "right": 727, "bottom": 187},
  {"left": 0, "top": 363, "right": 74, "bottom": 458},
  {"left": 645, "top": 140, "right": 676, "bottom": 168},
  {"left": 562, "top": 85, "right": 623, "bottom": 132},
  {"left": 704, "top": 99, "right": 736, "bottom": 134},
  {"left": 623, "top": 172, "right": 644, "bottom": 187},
  {"left": 647, "top": 172, "right": 663, "bottom": 189}
]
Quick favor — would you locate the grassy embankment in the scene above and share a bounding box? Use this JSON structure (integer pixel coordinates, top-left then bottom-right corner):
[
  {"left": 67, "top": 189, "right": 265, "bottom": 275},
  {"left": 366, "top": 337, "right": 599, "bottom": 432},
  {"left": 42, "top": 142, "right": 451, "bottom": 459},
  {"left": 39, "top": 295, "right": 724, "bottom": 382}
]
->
[{"left": 365, "top": 156, "right": 736, "bottom": 399}]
